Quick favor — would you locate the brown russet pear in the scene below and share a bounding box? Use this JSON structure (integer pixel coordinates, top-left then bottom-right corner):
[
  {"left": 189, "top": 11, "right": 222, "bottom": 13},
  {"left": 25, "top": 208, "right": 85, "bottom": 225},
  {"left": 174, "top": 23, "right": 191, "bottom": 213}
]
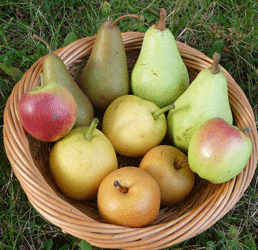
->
[
  {"left": 97, "top": 166, "right": 161, "bottom": 228},
  {"left": 77, "top": 14, "right": 142, "bottom": 111},
  {"left": 33, "top": 35, "right": 94, "bottom": 127}
]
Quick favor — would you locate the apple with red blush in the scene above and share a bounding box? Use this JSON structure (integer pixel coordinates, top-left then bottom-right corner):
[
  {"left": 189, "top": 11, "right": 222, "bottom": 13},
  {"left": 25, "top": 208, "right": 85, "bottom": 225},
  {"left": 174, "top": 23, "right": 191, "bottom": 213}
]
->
[
  {"left": 18, "top": 74, "right": 77, "bottom": 142},
  {"left": 188, "top": 117, "right": 253, "bottom": 184}
]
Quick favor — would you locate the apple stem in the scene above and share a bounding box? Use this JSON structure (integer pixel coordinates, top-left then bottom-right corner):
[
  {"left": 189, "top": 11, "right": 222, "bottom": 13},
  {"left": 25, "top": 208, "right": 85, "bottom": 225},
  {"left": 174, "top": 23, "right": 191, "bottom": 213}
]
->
[
  {"left": 152, "top": 104, "right": 175, "bottom": 120},
  {"left": 111, "top": 14, "right": 143, "bottom": 27},
  {"left": 85, "top": 118, "right": 99, "bottom": 140},
  {"left": 114, "top": 180, "right": 128, "bottom": 193},
  {"left": 174, "top": 157, "right": 188, "bottom": 170},
  {"left": 210, "top": 52, "right": 221, "bottom": 74},
  {"left": 241, "top": 127, "right": 252, "bottom": 133},
  {"left": 33, "top": 34, "right": 53, "bottom": 54},
  {"left": 155, "top": 8, "right": 167, "bottom": 31}
]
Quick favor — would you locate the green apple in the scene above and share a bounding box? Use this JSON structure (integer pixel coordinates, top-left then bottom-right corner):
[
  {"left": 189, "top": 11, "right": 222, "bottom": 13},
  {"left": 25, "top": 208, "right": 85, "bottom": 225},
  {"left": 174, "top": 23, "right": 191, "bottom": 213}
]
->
[{"left": 188, "top": 117, "right": 252, "bottom": 184}]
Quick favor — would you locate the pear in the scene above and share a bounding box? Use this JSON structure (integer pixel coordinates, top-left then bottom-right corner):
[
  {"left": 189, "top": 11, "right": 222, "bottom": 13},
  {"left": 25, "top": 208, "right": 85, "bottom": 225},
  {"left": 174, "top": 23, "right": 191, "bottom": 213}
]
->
[
  {"left": 102, "top": 95, "right": 175, "bottom": 157},
  {"left": 97, "top": 167, "right": 161, "bottom": 228},
  {"left": 131, "top": 8, "right": 189, "bottom": 108},
  {"left": 77, "top": 14, "right": 142, "bottom": 111},
  {"left": 167, "top": 52, "right": 233, "bottom": 153},
  {"left": 49, "top": 118, "right": 118, "bottom": 200},
  {"left": 33, "top": 35, "right": 94, "bottom": 127}
]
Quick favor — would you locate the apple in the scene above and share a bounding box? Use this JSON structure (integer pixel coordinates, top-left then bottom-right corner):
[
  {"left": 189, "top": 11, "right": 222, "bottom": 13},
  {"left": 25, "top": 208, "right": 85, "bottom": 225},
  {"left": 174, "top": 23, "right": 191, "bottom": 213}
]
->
[
  {"left": 18, "top": 75, "right": 77, "bottom": 142},
  {"left": 188, "top": 117, "right": 253, "bottom": 184},
  {"left": 139, "top": 145, "right": 195, "bottom": 205},
  {"left": 97, "top": 166, "right": 161, "bottom": 228},
  {"left": 49, "top": 118, "right": 118, "bottom": 200}
]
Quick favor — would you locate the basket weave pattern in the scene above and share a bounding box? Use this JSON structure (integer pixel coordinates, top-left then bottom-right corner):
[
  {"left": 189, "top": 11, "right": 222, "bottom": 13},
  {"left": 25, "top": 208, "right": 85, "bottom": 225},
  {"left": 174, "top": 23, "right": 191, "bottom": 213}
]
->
[{"left": 3, "top": 32, "right": 258, "bottom": 250}]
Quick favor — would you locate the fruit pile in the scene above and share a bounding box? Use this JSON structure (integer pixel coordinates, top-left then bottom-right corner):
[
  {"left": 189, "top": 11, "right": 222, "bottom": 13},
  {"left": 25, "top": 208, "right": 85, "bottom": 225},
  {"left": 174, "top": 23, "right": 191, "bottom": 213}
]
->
[{"left": 18, "top": 8, "right": 253, "bottom": 228}]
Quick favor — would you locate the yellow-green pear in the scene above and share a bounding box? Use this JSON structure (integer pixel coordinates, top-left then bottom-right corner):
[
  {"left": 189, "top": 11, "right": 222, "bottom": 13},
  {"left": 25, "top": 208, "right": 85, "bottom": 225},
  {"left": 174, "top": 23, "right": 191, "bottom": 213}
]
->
[
  {"left": 49, "top": 118, "right": 118, "bottom": 200},
  {"left": 131, "top": 8, "right": 189, "bottom": 108},
  {"left": 167, "top": 52, "right": 233, "bottom": 153},
  {"left": 102, "top": 95, "right": 175, "bottom": 157},
  {"left": 33, "top": 35, "right": 94, "bottom": 127}
]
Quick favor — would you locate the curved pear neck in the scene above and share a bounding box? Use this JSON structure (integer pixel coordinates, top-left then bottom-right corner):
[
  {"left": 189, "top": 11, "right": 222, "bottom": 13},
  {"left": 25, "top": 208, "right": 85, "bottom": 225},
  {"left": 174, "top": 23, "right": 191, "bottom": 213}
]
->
[
  {"left": 33, "top": 34, "right": 53, "bottom": 54},
  {"left": 210, "top": 52, "right": 221, "bottom": 74},
  {"left": 155, "top": 8, "right": 167, "bottom": 31}
]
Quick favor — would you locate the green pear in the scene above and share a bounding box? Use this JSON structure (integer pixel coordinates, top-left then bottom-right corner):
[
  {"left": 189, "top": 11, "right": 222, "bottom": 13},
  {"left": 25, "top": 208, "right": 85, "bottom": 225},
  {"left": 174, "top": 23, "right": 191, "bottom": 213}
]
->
[
  {"left": 188, "top": 118, "right": 252, "bottom": 184},
  {"left": 167, "top": 52, "right": 233, "bottom": 153},
  {"left": 131, "top": 8, "right": 189, "bottom": 108},
  {"left": 77, "top": 14, "right": 142, "bottom": 111},
  {"left": 33, "top": 35, "right": 94, "bottom": 127},
  {"left": 49, "top": 118, "right": 118, "bottom": 200}
]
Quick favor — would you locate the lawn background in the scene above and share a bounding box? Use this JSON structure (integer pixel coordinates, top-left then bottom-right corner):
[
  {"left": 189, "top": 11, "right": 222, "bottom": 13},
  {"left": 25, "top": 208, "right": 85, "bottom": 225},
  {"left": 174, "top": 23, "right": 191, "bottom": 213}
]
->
[{"left": 0, "top": 0, "right": 257, "bottom": 249}]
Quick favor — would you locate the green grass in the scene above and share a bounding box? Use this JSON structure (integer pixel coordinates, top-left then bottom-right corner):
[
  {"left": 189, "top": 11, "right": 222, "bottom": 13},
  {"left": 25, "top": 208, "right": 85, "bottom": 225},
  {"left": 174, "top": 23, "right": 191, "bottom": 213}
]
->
[{"left": 1, "top": 0, "right": 257, "bottom": 249}]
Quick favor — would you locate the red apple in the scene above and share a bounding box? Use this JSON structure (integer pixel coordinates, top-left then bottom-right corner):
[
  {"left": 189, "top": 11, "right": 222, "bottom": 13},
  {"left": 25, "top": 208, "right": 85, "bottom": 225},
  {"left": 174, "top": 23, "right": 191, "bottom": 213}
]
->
[
  {"left": 18, "top": 79, "right": 77, "bottom": 142},
  {"left": 188, "top": 117, "right": 253, "bottom": 184}
]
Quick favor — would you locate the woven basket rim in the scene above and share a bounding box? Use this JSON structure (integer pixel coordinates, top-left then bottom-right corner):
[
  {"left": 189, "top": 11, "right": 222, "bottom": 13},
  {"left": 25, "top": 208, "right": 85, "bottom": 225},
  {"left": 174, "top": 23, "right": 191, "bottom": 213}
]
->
[{"left": 3, "top": 31, "right": 258, "bottom": 250}]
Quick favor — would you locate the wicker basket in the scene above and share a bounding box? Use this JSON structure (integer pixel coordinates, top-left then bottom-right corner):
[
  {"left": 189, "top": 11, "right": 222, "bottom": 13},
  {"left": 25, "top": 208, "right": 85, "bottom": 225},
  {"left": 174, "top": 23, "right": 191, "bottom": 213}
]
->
[{"left": 3, "top": 32, "right": 258, "bottom": 250}]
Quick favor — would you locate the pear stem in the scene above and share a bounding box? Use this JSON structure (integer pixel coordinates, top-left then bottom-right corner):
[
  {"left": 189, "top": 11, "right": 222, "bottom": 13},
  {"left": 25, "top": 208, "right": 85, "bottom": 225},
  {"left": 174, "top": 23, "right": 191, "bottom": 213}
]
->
[
  {"left": 155, "top": 8, "right": 167, "bottom": 31},
  {"left": 33, "top": 34, "right": 53, "bottom": 54},
  {"left": 40, "top": 73, "right": 44, "bottom": 87},
  {"left": 85, "top": 118, "right": 99, "bottom": 140},
  {"left": 114, "top": 180, "right": 128, "bottom": 193},
  {"left": 111, "top": 14, "right": 143, "bottom": 27},
  {"left": 152, "top": 104, "right": 175, "bottom": 120},
  {"left": 210, "top": 52, "right": 221, "bottom": 74},
  {"left": 241, "top": 127, "right": 252, "bottom": 133},
  {"left": 174, "top": 157, "right": 188, "bottom": 170}
]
